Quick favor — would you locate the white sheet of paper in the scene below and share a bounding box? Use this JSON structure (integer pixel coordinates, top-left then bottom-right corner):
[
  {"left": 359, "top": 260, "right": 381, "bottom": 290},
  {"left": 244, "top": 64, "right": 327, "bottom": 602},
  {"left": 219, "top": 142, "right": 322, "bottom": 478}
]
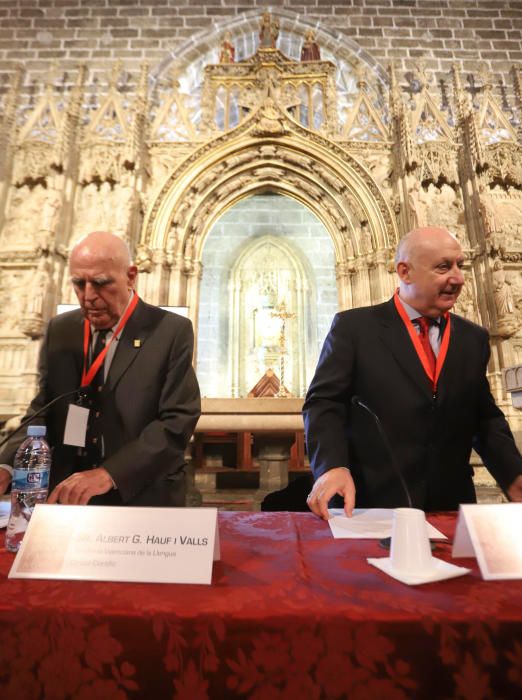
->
[
  {"left": 63, "top": 404, "right": 89, "bottom": 447},
  {"left": 452, "top": 503, "right": 522, "bottom": 580},
  {"left": 9, "top": 504, "right": 220, "bottom": 585},
  {"left": 0, "top": 499, "right": 10, "bottom": 528},
  {"left": 367, "top": 556, "right": 471, "bottom": 585},
  {"left": 328, "top": 508, "right": 447, "bottom": 540}
]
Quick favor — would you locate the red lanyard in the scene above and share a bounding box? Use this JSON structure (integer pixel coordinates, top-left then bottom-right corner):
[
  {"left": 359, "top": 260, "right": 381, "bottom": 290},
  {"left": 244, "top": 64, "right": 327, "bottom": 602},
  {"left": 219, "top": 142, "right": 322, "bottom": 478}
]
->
[
  {"left": 81, "top": 294, "right": 139, "bottom": 387},
  {"left": 394, "top": 290, "right": 450, "bottom": 393}
]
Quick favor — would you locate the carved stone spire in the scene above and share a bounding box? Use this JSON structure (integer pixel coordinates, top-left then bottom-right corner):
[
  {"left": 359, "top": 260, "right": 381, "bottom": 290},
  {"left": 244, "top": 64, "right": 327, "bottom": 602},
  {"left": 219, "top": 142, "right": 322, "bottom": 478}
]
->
[
  {"left": 125, "top": 62, "right": 148, "bottom": 169},
  {"left": 0, "top": 66, "right": 24, "bottom": 171},
  {"left": 56, "top": 64, "right": 87, "bottom": 171},
  {"left": 512, "top": 65, "right": 522, "bottom": 139},
  {"left": 388, "top": 62, "right": 416, "bottom": 173},
  {"left": 451, "top": 63, "right": 484, "bottom": 172}
]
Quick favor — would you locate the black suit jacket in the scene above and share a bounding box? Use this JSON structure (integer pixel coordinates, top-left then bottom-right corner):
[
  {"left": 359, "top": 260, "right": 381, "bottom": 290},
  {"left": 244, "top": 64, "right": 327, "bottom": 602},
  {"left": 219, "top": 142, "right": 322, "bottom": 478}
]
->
[
  {"left": 303, "top": 298, "right": 522, "bottom": 510},
  {"left": 0, "top": 299, "right": 201, "bottom": 507}
]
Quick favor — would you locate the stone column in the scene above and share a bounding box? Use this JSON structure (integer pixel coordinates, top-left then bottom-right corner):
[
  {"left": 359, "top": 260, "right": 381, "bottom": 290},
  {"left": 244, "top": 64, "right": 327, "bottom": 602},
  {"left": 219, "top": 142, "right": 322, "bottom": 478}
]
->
[{"left": 255, "top": 433, "right": 295, "bottom": 507}]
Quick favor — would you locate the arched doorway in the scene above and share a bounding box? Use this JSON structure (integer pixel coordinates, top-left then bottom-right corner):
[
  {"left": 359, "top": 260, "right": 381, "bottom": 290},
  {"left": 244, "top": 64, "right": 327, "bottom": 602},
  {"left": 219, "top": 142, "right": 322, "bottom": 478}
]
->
[{"left": 196, "top": 193, "right": 336, "bottom": 397}]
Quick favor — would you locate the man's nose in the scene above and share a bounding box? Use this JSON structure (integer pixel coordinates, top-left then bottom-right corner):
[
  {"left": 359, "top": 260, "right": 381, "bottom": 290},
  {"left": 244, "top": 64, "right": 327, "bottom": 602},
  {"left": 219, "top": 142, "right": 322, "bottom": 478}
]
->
[
  {"left": 450, "top": 266, "right": 465, "bottom": 285},
  {"left": 84, "top": 282, "right": 98, "bottom": 299}
]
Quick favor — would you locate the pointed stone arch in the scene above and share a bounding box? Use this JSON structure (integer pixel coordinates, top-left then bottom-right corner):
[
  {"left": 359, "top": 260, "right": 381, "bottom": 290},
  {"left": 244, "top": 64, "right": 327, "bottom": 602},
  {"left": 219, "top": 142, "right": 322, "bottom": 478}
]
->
[
  {"left": 225, "top": 233, "right": 315, "bottom": 398},
  {"left": 139, "top": 98, "right": 399, "bottom": 350}
]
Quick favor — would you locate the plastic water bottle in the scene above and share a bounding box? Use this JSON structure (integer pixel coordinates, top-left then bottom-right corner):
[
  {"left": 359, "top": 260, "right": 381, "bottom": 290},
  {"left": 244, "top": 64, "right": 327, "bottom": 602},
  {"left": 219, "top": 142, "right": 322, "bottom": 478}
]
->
[{"left": 5, "top": 425, "right": 51, "bottom": 553}]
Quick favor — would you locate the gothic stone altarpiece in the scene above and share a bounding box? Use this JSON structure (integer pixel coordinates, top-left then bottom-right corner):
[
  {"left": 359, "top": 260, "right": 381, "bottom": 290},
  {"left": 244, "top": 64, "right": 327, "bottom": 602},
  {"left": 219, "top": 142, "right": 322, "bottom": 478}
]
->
[{"left": 1, "top": 13, "right": 522, "bottom": 444}]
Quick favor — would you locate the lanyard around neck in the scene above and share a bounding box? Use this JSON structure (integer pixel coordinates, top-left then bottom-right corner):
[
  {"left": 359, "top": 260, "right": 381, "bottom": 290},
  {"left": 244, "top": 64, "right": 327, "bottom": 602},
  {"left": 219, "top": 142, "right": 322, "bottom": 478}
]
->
[
  {"left": 81, "top": 293, "right": 139, "bottom": 387},
  {"left": 394, "top": 290, "right": 450, "bottom": 393}
]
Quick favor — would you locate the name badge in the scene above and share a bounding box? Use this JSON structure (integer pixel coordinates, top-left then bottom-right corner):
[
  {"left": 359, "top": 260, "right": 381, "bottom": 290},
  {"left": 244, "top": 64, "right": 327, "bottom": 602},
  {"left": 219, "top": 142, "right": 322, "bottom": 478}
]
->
[{"left": 63, "top": 404, "right": 89, "bottom": 447}]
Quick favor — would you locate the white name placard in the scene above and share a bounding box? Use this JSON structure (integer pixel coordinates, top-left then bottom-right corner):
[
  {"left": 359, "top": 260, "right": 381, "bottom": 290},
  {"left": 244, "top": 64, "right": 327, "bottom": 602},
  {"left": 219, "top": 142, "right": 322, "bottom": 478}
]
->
[
  {"left": 8, "top": 504, "right": 220, "bottom": 585},
  {"left": 452, "top": 503, "right": 522, "bottom": 580}
]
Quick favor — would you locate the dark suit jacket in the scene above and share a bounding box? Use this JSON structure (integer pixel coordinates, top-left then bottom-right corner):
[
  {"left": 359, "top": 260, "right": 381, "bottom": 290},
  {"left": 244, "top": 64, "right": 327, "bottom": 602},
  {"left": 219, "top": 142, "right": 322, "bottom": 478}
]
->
[
  {"left": 0, "top": 299, "right": 201, "bottom": 507},
  {"left": 303, "top": 298, "right": 522, "bottom": 511}
]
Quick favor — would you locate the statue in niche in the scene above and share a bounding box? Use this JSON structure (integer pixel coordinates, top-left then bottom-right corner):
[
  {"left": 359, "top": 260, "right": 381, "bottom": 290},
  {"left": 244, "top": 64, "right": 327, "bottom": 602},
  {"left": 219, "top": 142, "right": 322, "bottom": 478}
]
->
[
  {"left": 492, "top": 260, "right": 518, "bottom": 336},
  {"left": 478, "top": 185, "right": 497, "bottom": 235},
  {"left": 253, "top": 98, "right": 285, "bottom": 136},
  {"left": 167, "top": 227, "right": 184, "bottom": 269},
  {"left": 135, "top": 244, "right": 153, "bottom": 273},
  {"left": 219, "top": 32, "right": 235, "bottom": 63},
  {"left": 479, "top": 185, "right": 509, "bottom": 254},
  {"left": 148, "top": 151, "right": 177, "bottom": 191},
  {"left": 1, "top": 185, "right": 45, "bottom": 246},
  {"left": 407, "top": 179, "right": 429, "bottom": 229},
  {"left": 454, "top": 277, "right": 478, "bottom": 324},
  {"left": 344, "top": 237, "right": 355, "bottom": 259},
  {"left": 300, "top": 29, "right": 321, "bottom": 61},
  {"left": 72, "top": 183, "right": 108, "bottom": 243},
  {"left": 366, "top": 154, "right": 392, "bottom": 193},
  {"left": 112, "top": 178, "right": 135, "bottom": 240},
  {"left": 259, "top": 12, "right": 279, "bottom": 48},
  {"left": 27, "top": 257, "right": 53, "bottom": 318},
  {"left": 0, "top": 272, "right": 27, "bottom": 333},
  {"left": 492, "top": 189, "right": 522, "bottom": 248},
  {"left": 427, "top": 184, "right": 466, "bottom": 241},
  {"left": 40, "top": 187, "right": 61, "bottom": 234},
  {"left": 360, "top": 221, "right": 374, "bottom": 254},
  {"left": 21, "top": 256, "right": 53, "bottom": 338}
]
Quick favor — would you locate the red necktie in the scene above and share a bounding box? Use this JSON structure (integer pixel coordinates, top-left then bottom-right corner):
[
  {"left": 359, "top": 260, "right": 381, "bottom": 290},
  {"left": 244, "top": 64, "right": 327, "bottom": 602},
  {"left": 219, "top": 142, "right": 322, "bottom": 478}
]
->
[{"left": 417, "top": 317, "right": 436, "bottom": 375}]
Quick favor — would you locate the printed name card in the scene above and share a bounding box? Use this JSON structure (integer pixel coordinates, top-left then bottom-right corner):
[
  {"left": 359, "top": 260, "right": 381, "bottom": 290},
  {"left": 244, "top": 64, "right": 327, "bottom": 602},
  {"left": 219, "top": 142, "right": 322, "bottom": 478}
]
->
[
  {"left": 452, "top": 503, "right": 522, "bottom": 580},
  {"left": 9, "top": 504, "right": 220, "bottom": 585}
]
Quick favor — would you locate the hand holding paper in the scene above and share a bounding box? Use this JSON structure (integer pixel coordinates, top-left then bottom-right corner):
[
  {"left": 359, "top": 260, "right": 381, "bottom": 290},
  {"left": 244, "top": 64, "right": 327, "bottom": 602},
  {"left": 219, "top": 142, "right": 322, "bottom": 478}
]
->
[{"left": 306, "top": 468, "right": 355, "bottom": 520}]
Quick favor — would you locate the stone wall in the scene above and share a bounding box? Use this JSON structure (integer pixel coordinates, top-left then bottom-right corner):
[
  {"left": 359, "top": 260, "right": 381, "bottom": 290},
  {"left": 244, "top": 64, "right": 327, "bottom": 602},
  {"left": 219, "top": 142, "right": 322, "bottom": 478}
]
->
[{"left": 0, "top": 1, "right": 521, "bottom": 89}]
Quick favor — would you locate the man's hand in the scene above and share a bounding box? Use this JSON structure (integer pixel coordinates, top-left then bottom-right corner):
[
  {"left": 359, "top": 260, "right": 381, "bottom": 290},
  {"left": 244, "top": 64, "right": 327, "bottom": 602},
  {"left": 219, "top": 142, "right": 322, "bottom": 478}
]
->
[
  {"left": 0, "top": 469, "right": 11, "bottom": 496},
  {"left": 507, "top": 474, "right": 522, "bottom": 502},
  {"left": 306, "top": 467, "right": 355, "bottom": 520},
  {"left": 47, "top": 467, "right": 114, "bottom": 505}
]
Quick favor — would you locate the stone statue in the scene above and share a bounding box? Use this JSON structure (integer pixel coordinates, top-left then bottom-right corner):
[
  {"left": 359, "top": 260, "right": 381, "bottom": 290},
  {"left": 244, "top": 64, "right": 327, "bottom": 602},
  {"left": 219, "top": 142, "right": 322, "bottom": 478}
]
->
[
  {"left": 259, "top": 12, "right": 279, "bottom": 49},
  {"left": 1, "top": 185, "right": 45, "bottom": 246},
  {"left": 454, "top": 276, "right": 478, "bottom": 324},
  {"left": 493, "top": 259, "right": 515, "bottom": 318},
  {"left": 254, "top": 98, "right": 285, "bottom": 136},
  {"left": 408, "top": 179, "right": 428, "bottom": 228},
  {"left": 300, "top": 30, "right": 321, "bottom": 61},
  {"left": 360, "top": 221, "right": 374, "bottom": 254},
  {"left": 112, "top": 180, "right": 135, "bottom": 239},
  {"left": 135, "top": 244, "right": 153, "bottom": 273},
  {"left": 219, "top": 32, "right": 235, "bottom": 64},
  {"left": 40, "top": 187, "right": 61, "bottom": 233},
  {"left": 28, "top": 257, "right": 53, "bottom": 317},
  {"left": 478, "top": 184, "right": 498, "bottom": 236},
  {"left": 0, "top": 271, "right": 27, "bottom": 333}
]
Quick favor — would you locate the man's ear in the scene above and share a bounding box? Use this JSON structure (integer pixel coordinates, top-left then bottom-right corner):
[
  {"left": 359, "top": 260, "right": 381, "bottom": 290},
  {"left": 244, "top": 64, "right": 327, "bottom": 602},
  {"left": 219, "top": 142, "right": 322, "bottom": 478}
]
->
[
  {"left": 127, "top": 265, "right": 138, "bottom": 288},
  {"left": 396, "top": 261, "right": 411, "bottom": 283}
]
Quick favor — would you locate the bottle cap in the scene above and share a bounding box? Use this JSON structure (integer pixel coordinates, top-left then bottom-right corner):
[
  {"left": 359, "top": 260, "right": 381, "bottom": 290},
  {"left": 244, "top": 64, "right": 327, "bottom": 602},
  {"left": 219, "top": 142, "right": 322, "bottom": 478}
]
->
[{"left": 27, "top": 425, "right": 47, "bottom": 437}]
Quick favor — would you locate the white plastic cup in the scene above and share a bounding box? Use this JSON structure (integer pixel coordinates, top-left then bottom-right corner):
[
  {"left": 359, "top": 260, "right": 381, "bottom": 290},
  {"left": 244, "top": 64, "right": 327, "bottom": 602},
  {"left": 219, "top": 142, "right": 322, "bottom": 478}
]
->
[{"left": 390, "top": 507, "right": 433, "bottom": 574}]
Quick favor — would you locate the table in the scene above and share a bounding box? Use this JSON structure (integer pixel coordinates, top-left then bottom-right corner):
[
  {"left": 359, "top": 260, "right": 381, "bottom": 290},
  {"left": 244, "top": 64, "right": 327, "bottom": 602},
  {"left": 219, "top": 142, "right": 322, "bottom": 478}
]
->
[{"left": 1, "top": 512, "right": 521, "bottom": 699}]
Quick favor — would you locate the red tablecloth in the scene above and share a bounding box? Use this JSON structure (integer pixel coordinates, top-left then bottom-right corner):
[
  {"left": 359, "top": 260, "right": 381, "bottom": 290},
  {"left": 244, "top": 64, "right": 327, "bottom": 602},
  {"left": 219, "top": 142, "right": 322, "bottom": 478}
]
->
[{"left": 1, "top": 512, "right": 521, "bottom": 699}]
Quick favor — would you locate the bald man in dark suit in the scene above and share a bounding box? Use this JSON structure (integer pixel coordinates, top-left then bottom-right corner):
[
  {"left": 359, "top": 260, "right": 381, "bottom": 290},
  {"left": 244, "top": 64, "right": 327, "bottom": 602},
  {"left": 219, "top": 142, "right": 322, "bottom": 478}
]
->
[
  {"left": 0, "top": 231, "right": 200, "bottom": 506},
  {"left": 304, "top": 227, "right": 522, "bottom": 519}
]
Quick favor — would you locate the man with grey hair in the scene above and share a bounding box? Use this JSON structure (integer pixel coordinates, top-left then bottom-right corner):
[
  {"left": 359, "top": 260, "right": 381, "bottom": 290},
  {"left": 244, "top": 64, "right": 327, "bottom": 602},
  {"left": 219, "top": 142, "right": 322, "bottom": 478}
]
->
[
  {"left": 304, "top": 226, "right": 522, "bottom": 519},
  {"left": 0, "top": 231, "right": 201, "bottom": 506}
]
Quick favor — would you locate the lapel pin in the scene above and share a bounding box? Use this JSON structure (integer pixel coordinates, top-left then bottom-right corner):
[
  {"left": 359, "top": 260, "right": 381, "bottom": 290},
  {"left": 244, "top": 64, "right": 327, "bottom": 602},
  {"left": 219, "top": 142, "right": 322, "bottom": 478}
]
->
[{"left": 133, "top": 339, "right": 141, "bottom": 348}]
